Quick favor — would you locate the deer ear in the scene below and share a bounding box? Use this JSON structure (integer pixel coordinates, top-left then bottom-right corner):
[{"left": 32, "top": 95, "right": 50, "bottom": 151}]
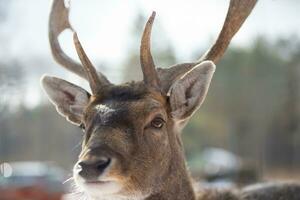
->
[
  {"left": 41, "top": 75, "right": 90, "bottom": 125},
  {"left": 169, "top": 61, "right": 215, "bottom": 121}
]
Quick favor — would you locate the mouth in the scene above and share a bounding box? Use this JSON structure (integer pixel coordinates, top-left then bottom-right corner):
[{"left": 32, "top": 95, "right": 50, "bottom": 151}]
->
[
  {"left": 73, "top": 159, "right": 123, "bottom": 195},
  {"left": 84, "top": 180, "right": 111, "bottom": 185},
  {"left": 81, "top": 176, "right": 119, "bottom": 187},
  {"left": 79, "top": 179, "right": 122, "bottom": 196}
]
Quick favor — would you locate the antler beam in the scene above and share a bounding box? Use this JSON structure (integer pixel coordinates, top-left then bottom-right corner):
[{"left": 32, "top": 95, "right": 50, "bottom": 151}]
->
[
  {"left": 157, "top": 0, "right": 258, "bottom": 93},
  {"left": 49, "top": 0, "right": 257, "bottom": 94},
  {"left": 199, "top": 0, "right": 258, "bottom": 63},
  {"left": 49, "top": 0, "right": 110, "bottom": 91}
]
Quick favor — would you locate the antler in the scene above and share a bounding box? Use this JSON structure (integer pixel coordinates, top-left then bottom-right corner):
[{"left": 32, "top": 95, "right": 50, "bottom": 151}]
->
[
  {"left": 73, "top": 33, "right": 104, "bottom": 94},
  {"left": 140, "top": 12, "right": 160, "bottom": 89},
  {"left": 49, "top": 0, "right": 110, "bottom": 92},
  {"left": 49, "top": 0, "right": 257, "bottom": 94},
  {"left": 199, "top": 0, "right": 258, "bottom": 63},
  {"left": 157, "top": 0, "right": 258, "bottom": 93}
]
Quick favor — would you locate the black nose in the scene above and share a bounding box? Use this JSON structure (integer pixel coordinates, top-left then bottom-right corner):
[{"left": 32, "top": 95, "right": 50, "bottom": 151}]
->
[{"left": 77, "top": 157, "right": 111, "bottom": 181}]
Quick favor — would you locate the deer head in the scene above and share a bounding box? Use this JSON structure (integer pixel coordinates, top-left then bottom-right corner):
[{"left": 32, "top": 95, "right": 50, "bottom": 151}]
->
[{"left": 41, "top": 0, "right": 257, "bottom": 199}]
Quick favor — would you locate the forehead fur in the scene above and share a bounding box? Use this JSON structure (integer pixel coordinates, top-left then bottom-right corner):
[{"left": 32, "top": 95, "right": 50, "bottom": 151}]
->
[
  {"left": 97, "top": 82, "right": 148, "bottom": 103},
  {"left": 91, "top": 81, "right": 166, "bottom": 105},
  {"left": 84, "top": 82, "right": 167, "bottom": 128}
]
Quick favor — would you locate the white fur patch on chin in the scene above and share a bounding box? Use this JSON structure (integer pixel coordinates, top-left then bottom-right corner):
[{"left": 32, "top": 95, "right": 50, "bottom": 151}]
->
[
  {"left": 74, "top": 175, "right": 121, "bottom": 195},
  {"left": 74, "top": 177, "right": 147, "bottom": 200},
  {"left": 82, "top": 182, "right": 122, "bottom": 199},
  {"left": 73, "top": 168, "right": 148, "bottom": 200},
  {"left": 78, "top": 181, "right": 148, "bottom": 200}
]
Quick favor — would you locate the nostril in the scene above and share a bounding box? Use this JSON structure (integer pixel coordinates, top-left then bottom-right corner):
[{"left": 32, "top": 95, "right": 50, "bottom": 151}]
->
[
  {"left": 76, "top": 162, "right": 83, "bottom": 171},
  {"left": 96, "top": 158, "right": 111, "bottom": 172},
  {"left": 77, "top": 158, "right": 112, "bottom": 180},
  {"left": 77, "top": 161, "right": 86, "bottom": 170}
]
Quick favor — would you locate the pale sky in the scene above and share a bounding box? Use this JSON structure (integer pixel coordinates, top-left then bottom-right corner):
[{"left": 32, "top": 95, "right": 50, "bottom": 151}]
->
[
  {"left": 4, "top": 0, "right": 300, "bottom": 61},
  {"left": 1, "top": 0, "right": 300, "bottom": 108}
]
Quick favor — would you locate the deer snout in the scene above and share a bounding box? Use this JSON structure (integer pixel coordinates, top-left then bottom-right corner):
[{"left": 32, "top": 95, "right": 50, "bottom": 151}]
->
[{"left": 77, "top": 157, "right": 112, "bottom": 181}]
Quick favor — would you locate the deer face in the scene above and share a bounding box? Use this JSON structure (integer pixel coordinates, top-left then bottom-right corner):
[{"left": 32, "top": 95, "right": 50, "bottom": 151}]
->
[
  {"left": 42, "top": 4, "right": 216, "bottom": 198},
  {"left": 42, "top": 59, "right": 214, "bottom": 198},
  {"left": 74, "top": 84, "right": 170, "bottom": 197},
  {"left": 43, "top": 0, "right": 256, "bottom": 198}
]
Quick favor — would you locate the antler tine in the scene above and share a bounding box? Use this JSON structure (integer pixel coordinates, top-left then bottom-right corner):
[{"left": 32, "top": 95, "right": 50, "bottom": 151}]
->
[
  {"left": 49, "top": 0, "right": 110, "bottom": 85},
  {"left": 73, "top": 33, "right": 103, "bottom": 94},
  {"left": 157, "top": 0, "right": 257, "bottom": 93},
  {"left": 199, "top": 0, "right": 258, "bottom": 63},
  {"left": 140, "top": 12, "right": 160, "bottom": 89}
]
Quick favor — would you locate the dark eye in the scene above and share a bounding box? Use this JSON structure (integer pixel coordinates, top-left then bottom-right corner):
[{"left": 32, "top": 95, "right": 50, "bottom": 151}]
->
[{"left": 151, "top": 117, "right": 165, "bottom": 129}]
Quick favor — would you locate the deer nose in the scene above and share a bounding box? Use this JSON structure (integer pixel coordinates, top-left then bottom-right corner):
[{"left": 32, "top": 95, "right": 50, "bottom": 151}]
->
[{"left": 77, "top": 157, "right": 111, "bottom": 181}]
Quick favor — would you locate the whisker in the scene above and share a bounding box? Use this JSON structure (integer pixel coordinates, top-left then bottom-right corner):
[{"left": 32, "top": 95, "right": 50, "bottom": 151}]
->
[{"left": 63, "top": 176, "right": 74, "bottom": 184}]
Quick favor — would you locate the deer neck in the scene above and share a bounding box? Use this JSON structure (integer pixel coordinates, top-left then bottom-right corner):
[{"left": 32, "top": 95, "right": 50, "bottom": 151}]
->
[
  {"left": 145, "top": 172, "right": 196, "bottom": 200},
  {"left": 145, "top": 128, "right": 196, "bottom": 200}
]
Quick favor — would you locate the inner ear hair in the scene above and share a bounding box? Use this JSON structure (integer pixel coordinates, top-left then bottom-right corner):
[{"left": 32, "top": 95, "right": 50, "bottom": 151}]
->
[
  {"left": 41, "top": 75, "right": 90, "bottom": 125},
  {"left": 169, "top": 61, "right": 216, "bottom": 121}
]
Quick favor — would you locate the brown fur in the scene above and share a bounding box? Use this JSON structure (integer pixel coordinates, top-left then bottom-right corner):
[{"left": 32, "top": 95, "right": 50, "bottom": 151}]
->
[
  {"left": 44, "top": 1, "right": 298, "bottom": 198},
  {"left": 69, "top": 81, "right": 300, "bottom": 200},
  {"left": 77, "top": 82, "right": 195, "bottom": 199}
]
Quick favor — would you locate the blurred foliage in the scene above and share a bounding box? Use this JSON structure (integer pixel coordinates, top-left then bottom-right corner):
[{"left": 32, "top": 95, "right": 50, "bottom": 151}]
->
[
  {"left": 182, "top": 36, "right": 300, "bottom": 173},
  {"left": 0, "top": 104, "right": 82, "bottom": 170},
  {"left": 0, "top": 0, "right": 24, "bottom": 112}
]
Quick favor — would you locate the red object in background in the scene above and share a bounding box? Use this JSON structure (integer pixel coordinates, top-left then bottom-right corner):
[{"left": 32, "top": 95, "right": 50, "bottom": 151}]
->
[
  {"left": 0, "top": 187, "right": 63, "bottom": 200},
  {"left": 0, "top": 162, "right": 67, "bottom": 200}
]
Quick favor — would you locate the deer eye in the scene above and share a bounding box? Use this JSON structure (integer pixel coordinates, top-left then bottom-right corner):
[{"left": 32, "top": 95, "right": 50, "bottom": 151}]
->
[{"left": 151, "top": 117, "right": 165, "bottom": 129}]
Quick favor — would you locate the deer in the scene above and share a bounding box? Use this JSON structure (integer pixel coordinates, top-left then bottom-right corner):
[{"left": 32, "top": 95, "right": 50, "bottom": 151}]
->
[{"left": 41, "top": 0, "right": 300, "bottom": 199}]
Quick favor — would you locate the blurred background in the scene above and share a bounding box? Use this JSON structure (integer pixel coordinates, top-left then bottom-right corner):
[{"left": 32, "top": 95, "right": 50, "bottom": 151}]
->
[{"left": 0, "top": 0, "right": 300, "bottom": 193}]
